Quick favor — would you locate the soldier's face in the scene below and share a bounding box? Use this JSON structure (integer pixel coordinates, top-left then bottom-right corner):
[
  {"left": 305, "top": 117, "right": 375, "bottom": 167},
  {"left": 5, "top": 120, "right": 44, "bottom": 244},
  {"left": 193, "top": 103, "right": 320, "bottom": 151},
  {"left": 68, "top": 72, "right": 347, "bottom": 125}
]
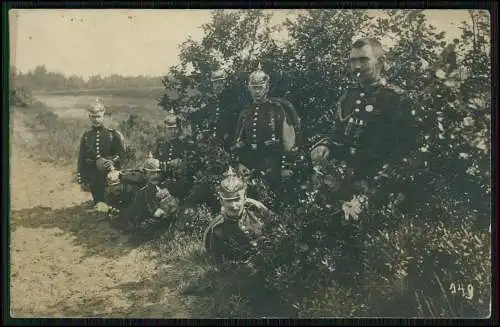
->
[
  {"left": 349, "top": 45, "right": 382, "bottom": 84},
  {"left": 248, "top": 82, "right": 268, "bottom": 102},
  {"left": 211, "top": 79, "right": 225, "bottom": 94},
  {"left": 89, "top": 113, "right": 104, "bottom": 126},
  {"left": 221, "top": 191, "right": 246, "bottom": 218},
  {"left": 164, "top": 126, "right": 177, "bottom": 139}
]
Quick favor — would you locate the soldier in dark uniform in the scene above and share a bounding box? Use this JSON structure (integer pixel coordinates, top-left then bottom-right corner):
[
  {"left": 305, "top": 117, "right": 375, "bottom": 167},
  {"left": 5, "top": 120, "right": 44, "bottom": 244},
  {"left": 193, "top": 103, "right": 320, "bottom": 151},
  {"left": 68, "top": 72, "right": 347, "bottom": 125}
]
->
[
  {"left": 186, "top": 69, "right": 242, "bottom": 213},
  {"left": 77, "top": 98, "right": 126, "bottom": 208},
  {"left": 309, "top": 38, "right": 420, "bottom": 285},
  {"left": 232, "top": 64, "right": 303, "bottom": 206},
  {"left": 190, "top": 69, "right": 243, "bottom": 152},
  {"left": 153, "top": 109, "right": 197, "bottom": 202},
  {"left": 310, "top": 38, "right": 420, "bottom": 207},
  {"left": 203, "top": 167, "right": 275, "bottom": 265}
]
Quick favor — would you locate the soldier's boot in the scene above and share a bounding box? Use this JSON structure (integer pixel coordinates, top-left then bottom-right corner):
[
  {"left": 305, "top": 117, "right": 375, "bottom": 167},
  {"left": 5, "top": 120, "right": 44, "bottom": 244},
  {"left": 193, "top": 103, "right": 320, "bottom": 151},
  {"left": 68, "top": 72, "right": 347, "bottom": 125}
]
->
[{"left": 90, "top": 184, "right": 106, "bottom": 204}]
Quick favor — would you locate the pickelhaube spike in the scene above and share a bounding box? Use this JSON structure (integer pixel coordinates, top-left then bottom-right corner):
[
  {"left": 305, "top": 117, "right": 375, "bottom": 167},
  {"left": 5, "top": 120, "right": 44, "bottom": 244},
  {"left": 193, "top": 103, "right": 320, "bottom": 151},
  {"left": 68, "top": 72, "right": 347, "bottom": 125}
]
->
[
  {"left": 88, "top": 97, "right": 105, "bottom": 114},
  {"left": 218, "top": 166, "right": 246, "bottom": 199},
  {"left": 249, "top": 63, "right": 269, "bottom": 86}
]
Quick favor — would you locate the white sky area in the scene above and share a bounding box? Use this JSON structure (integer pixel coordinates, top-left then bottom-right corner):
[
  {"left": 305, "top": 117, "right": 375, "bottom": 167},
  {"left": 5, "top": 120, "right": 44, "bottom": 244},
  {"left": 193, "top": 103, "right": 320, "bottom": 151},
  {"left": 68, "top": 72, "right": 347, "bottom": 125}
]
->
[{"left": 9, "top": 9, "right": 479, "bottom": 80}]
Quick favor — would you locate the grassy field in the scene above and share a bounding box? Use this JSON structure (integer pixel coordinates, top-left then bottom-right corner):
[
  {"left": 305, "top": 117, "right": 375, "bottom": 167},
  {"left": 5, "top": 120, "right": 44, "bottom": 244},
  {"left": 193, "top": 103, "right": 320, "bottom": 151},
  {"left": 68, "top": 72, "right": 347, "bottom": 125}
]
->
[{"left": 33, "top": 86, "right": 168, "bottom": 98}]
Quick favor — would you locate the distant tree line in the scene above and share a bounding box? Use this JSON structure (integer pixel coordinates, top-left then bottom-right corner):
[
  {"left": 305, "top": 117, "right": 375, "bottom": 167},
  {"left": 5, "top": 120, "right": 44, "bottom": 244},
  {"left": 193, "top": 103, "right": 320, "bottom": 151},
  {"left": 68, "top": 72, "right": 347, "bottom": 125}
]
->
[{"left": 10, "top": 65, "right": 164, "bottom": 91}]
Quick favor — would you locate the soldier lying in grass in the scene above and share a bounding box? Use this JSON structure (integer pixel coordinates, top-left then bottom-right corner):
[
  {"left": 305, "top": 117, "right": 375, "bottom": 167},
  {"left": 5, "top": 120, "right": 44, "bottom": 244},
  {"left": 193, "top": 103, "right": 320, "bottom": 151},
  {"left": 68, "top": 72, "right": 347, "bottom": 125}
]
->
[{"left": 116, "top": 152, "right": 179, "bottom": 231}]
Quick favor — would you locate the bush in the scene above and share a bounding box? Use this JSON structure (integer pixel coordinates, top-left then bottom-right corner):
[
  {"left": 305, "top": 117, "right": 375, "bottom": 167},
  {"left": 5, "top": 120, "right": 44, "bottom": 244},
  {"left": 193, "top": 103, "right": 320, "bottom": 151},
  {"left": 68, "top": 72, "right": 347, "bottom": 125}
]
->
[{"left": 159, "top": 9, "right": 491, "bottom": 318}]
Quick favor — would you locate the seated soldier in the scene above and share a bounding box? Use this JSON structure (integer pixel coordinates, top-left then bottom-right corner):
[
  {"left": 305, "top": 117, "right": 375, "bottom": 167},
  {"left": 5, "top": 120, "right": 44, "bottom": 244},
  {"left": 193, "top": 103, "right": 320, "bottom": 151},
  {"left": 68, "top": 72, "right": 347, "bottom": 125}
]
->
[
  {"left": 117, "top": 152, "right": 179, "bottom": 231},
  {"left": 203, "top": 167, "right": 275, "bottom": 265},
  {"left": 77, "top": 98, "right": 126, "bottom": 210},
  {"left": 153, "top": 109, "right": 197, "bottom": 201}
]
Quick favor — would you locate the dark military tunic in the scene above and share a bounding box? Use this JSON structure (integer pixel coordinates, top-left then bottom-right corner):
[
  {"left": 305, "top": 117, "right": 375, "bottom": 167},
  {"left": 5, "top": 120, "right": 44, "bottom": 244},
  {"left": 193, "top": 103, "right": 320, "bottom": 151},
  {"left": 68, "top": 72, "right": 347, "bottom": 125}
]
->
[
  {"left": 191, "top": 91, "right": 243, "bottom": 151},
  {"left": 203, "top": 198, "right": 273, "bottom": 264},
  {"left": 77, "top": 126, "right": 126, "bottom": 203},
  {"left": 153, "top": 136, "right": 197, "bottom": 200},
  {"left": 234, "top": 99, "right": 298, "bottom": 187},
  {"left": 312, "top": 79, "right": 419, "bottom": 205}
]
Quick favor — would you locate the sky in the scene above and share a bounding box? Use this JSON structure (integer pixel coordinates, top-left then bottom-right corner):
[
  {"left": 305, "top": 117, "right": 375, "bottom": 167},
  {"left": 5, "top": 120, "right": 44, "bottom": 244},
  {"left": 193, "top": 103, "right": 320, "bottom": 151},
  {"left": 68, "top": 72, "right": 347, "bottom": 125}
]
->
[{"left": 9, "top": 9, "right": 479, "bottom": 80}]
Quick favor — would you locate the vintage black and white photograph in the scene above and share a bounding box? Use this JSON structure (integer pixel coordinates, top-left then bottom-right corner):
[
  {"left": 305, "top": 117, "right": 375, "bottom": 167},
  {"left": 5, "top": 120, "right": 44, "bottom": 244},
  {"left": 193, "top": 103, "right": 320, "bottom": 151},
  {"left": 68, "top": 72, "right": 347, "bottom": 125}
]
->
[{"left": 8, "top": 8, "right": 492, "bottom": 318}]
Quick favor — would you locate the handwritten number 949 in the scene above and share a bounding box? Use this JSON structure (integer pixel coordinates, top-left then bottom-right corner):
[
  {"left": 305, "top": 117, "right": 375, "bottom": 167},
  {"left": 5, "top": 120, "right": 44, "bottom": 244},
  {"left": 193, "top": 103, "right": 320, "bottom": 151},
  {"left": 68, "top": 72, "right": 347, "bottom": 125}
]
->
[{"left": 449, "top": 282, "right": 474, "bottom": 300}]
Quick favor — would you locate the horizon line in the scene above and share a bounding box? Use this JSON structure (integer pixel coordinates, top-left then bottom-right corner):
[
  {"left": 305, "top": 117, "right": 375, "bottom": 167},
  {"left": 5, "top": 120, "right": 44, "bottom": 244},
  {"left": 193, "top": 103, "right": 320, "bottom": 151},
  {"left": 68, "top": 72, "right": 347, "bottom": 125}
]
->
[{"left": 11, "top": 65, "right": 168, "bottom": 80}]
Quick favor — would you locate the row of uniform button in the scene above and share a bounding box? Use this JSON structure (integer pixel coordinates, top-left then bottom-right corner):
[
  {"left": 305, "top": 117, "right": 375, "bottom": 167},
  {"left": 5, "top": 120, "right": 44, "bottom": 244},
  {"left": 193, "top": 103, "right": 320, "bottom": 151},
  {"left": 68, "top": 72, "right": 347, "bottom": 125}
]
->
[
  {"left": 95, "top": 130, "right": 101, "bottom": 159},
  {"left": 251, "top": 106, "right": 277, "bottom": 148}
]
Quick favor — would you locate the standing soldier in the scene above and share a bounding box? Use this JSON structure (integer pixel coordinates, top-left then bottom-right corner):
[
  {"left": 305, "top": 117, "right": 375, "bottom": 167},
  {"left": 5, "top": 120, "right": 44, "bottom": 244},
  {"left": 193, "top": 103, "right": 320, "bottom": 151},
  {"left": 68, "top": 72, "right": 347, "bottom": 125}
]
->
[
  {"left": 191, "top": 69, "right": 243, "bottom": 152},
  {"left": 77, "top": 98, "right": 126, "bottom": 208},
  {"left": 310, "top": 38, "right": 420, "bottom": 208},
  {"left": 232, "top": 64, "right": 303, "bottom": 205},
  {"left": 309, "top": 38, "right": 420, "bottom": 285},
  {"left": 203, "top": 167, "right": 275, "bottom": 265},
  {"left": 153, "top": 109, "right": 197, "bottom": 202},
  {"left": 187, "top": 68, "right": 246, "bottom": 213}
]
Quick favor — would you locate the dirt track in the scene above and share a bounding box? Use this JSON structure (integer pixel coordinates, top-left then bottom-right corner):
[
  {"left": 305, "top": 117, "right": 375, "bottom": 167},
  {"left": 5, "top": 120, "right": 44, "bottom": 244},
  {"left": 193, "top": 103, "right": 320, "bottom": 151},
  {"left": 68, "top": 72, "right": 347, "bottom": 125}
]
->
[{"left": 9, "top": 109, "right": 189, "bottom": 318}]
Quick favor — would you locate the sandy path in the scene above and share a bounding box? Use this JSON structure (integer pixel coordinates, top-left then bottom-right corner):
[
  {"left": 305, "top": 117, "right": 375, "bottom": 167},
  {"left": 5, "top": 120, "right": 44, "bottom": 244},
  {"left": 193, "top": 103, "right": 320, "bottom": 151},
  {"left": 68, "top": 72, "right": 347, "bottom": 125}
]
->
[{"left": 9, "top": 109, "right": 189, "bottom": 318}]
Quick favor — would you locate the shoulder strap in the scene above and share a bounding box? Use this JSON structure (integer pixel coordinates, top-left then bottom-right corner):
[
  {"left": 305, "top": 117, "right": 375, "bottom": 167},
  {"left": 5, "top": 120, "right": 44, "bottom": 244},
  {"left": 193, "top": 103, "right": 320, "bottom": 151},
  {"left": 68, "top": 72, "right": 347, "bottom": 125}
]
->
[
  {"left": 110, "top": 129, "right": 125, "bottom": 143},
  {"left": 336, "top": 89, "right": 349, "bottom": 121}
]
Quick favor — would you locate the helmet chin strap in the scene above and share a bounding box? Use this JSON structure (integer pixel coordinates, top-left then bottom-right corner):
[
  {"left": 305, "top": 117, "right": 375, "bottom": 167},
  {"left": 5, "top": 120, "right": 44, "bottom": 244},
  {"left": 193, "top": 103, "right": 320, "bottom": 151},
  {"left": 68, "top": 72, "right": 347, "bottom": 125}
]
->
[{"left": 252, "top": 95, "right": 267, "bottom": 103}]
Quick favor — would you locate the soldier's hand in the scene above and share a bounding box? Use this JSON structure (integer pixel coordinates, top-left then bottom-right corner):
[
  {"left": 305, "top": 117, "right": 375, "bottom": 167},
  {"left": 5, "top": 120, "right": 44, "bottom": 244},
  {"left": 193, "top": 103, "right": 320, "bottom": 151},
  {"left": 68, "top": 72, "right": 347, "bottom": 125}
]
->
[
  {"left": 102, "top": 159, "right": 114, "bottom": 170},
  {"left": 167, "top": 158, "right": 182, "bottom": 168},
  {"left": 281, "top": 169, "right": 293, "bottom": 178},
  {"left": 80, "top": 183, "right": 91, "bottom": 193},
  {"left": 156, "top": 187, "right": 170, "bottom": 199},
  {"left": 310, "top": 145, "right": 330, "bottom": 164},
  {"left": 264, "top": 139, "right": 278, "bottom": 147},
  {"left": 230, "top": 141, "right": 244, "bottom": 151},
  {"left": 153, "top": 208, "right": 166, "bottom": 218}
]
